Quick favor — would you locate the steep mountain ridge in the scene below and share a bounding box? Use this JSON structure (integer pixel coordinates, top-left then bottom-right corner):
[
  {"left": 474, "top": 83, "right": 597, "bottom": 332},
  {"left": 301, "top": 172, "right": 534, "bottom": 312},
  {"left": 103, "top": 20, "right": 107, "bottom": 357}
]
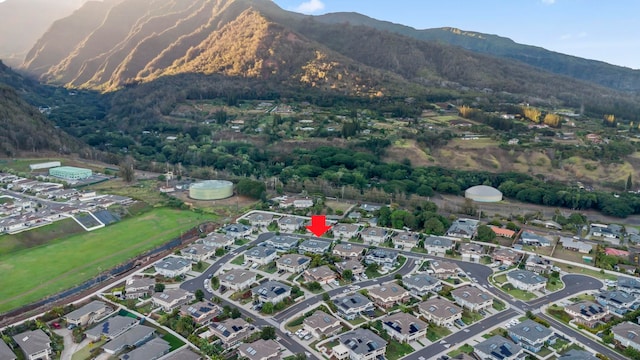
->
[{"left": 315, "top": 12, "right": 640, "bottom": 92}]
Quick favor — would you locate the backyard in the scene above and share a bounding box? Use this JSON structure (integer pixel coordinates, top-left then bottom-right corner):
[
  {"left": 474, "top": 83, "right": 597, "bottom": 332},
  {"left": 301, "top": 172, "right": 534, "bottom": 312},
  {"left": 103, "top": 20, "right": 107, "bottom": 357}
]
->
[{"left": 0, "top": 208, "right": 207, "bottom": 313}]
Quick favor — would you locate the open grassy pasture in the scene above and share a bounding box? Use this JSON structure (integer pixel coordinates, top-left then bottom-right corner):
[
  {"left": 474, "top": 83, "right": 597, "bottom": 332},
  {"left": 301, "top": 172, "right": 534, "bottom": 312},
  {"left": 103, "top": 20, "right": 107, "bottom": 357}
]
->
[
  {"left": 0, "top": 208, "right": 207, "bottom": 313},
  {"left": 0, "top": 218, "right": 84, "bottom": 256}
]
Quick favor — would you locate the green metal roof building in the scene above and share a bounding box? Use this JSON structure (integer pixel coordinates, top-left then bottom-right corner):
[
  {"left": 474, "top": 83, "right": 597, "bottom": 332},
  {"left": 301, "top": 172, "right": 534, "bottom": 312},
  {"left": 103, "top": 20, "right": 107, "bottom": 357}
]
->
[{"left": 49, "top": 166, "right": 92, "bottom": 180}]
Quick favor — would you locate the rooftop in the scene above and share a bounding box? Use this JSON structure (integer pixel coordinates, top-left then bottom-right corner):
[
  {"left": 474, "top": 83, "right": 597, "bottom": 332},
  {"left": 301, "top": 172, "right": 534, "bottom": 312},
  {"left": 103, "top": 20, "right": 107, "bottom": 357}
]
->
[
  {"left": 507, "top": 270, "right": 547, "bottom": 285},
  {"left": 419, "top": 297, "right": 462, "bottom": 319},
  {"left": 474, "top": 335, "right": 523, "bottom": 360},
  {"left": 339, "top": 328, "right": 387, "bottom": 355},
  {"left": 508, "top": 319, "right": 553, "bottom": 341},
  {"left": 382, "top": 312, "right": 427, "bottom": 335}
]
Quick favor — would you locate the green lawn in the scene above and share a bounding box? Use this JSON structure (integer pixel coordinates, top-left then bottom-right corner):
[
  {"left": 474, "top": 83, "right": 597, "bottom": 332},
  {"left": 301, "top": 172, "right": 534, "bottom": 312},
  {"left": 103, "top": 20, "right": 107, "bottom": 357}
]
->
[
  {"left": 71, "top": 339, "right": 106, "bottom": 360},
  {"left": 493, "top": 299, "right": 506, "bottom": 311},
  {"left": 386, "top": 339, "right": 414, "bottom": 360},
  {"left": 0, "top": 218, "right": 84, "bottom": 256},
  {"left": 426, "top": 324, "right": 451, "bottom": 341},
  {"left": 259, "top": 261, "right": 278, "bottom": 274},
  {"left": 231, "top": 255, "right": 245, "bottom": 265},
  {"left": 447, "top": 344, "right": 474, "bottom": 358},
  {"left": 555, "top": 262, "right": 617, "bottom": 281},
  {"left": 461, "top": 309, "right": 483, "bottom": 324},
  {"left": 546, "top": 278, "right": 564, "bottom": 291},
  {"left": 0, "top": 208, "right": 207, "bottom": 313}
]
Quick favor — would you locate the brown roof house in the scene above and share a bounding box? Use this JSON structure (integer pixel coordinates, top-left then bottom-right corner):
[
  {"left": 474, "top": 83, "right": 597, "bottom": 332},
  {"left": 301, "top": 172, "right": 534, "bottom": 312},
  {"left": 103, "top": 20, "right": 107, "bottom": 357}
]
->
[
  {"left": 418, "top": 297, "right": 463, "bottom": 327},
  {"left": 303, "top": 265, "right": 337, "bottom": 284},
  {"left": 367, "top": 282, "right": 410, "bottom": 309},
  {"left": 237, "top": 339, "right": 280, "bottom": 360},
  {"left": 451, "top": 286, "right": 493, "bottom": 312},
  {"left": 565, "top": 301, "right": 608, "bottom": 328},
  {"left": 381, "top": 312, "right": 427, "bottom": 342},
  {"left": 303, "top": 310, "right": 342, "bottom": 338},
  {"left": 210, "top": 317, "right": 254, "bottom": 349}
]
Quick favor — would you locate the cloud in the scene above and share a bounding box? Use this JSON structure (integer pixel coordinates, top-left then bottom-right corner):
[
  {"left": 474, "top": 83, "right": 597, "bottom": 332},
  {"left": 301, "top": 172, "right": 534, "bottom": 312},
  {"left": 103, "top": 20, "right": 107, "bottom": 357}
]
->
[
  {"left": 294, "top": 0, "right": 325, "bottom": 14},
  {"left": 541, "top": 0, "right": 556, "bottom": 4},
  {"left": 559, "top": 32, "right": 587, "bottom": 41}
]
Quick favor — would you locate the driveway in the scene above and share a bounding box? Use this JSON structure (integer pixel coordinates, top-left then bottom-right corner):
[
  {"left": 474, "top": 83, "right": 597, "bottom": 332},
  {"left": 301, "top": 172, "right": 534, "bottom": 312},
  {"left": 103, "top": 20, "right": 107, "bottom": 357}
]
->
[{"left": 55, "top": 328, "right": 89, "bottom": 360}]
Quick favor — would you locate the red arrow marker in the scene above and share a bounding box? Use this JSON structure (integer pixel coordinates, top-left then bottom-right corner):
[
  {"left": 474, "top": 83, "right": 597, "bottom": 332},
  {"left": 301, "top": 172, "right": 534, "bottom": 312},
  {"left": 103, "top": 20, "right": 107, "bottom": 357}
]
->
[{"left": 306, "top": 215, "right": 332, "bottom": 237}]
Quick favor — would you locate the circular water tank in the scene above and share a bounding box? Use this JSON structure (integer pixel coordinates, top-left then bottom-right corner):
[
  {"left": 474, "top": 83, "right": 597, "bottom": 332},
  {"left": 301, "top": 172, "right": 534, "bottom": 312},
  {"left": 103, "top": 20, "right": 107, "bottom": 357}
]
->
[
  {"left": 189, "top": 180, "right": 233, "bottom": 200},
  {"left": 465, "top": 185, "right": 503, "bottom": 203}
]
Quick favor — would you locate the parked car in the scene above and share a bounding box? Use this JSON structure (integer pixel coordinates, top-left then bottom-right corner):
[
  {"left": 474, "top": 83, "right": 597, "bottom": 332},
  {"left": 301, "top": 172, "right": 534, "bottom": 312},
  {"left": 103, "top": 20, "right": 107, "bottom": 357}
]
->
[{"left": 455, "top": 319, "right": 466, "bottom": 327}]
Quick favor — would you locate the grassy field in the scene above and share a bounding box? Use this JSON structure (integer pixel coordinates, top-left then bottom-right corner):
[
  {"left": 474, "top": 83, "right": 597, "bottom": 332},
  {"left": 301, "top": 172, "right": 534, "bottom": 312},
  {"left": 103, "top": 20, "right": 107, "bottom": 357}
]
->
[
  {"left": 0, "top": 208, "right": 208, "bottom": 313},
  {"left": 0, "top": 218, "right": 84, "bottom": 256}
]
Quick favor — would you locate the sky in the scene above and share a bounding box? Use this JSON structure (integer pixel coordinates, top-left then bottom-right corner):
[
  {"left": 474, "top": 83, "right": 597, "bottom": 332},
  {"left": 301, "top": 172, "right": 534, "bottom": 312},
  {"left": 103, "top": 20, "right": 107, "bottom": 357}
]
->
[{"left": 273, "top": 0, "right": 640, "bottom": 70}]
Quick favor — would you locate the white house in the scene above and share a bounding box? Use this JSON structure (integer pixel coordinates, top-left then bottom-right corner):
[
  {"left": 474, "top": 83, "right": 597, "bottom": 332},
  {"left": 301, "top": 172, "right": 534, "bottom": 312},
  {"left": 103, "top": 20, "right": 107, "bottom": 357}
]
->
[{"left": 154, "top": 256, "right": 191, "bottom": 278}]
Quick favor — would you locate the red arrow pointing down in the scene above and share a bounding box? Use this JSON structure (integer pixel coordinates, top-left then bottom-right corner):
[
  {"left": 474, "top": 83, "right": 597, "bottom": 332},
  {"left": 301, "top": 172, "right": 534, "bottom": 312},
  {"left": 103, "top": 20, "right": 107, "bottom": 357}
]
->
[{"left": 306, "top": 215, "right": 331, "bottom": 237}]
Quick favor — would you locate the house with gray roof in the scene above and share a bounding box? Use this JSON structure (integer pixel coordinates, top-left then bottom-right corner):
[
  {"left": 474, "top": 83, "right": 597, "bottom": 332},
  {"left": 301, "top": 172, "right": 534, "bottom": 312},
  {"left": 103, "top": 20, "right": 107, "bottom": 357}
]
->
[
  {"left": 277, "top": 216, "right": 305, "bottom": 232},
  {"left": 474, "top": 335, "right": 523, "bottom": 360},
  {"left": 402, "top": 274, "right": 441, "bottom": 296},
  {"left": 222, "top": 224, "right": 251, "bottom": 238},
  {"left": 180, "top": 301, "right": 221, "bottom": 326},
  {"left": 334, "top": 293, "right": 374, "bottom": 320},
  {"left": 252, "top": 280, "right": 291, "bottom": 304},
  {"left": 209, "top": 318, "right": 253, "bottom": 349},
  {"left": 382, "top": 312, "right": 427, "bottom": 342},
  {"left": 158, "top": 347, "right": 202, "bottom": 360},
  {"left": 368, "top": 282, "right": 410, "bottom": 309},
  {"left": 64, "top": 300, "right": 112, "bottom": 327},
  {"left": 219, "top": 269, "right": 257, "bottom": 291},
  {"left": 237, "top": 339, "right": 280, "bottom": 360},
  {"left": 507, "top": 270, "right": 547, "bottom": 292},
  {"left": 262, "top": 234, "right": 299, "bottom": 252},
  {"left": 12, "top": 329, "right": 51, "bottom": 360},
  {"left": 364, "top": 248, "right": 398, "bottom": 267},
  {"left": 360, "top": 204, "right": 382, "bottom": 212},
  {"left": 418, "top": 297, "right": 462, "bottom": 327},
  {"left": 423, "top": 235, "right": 455, "bottom": 255},
  {"left": 298, "top": 238, "right": 332, "bottom": 254},
  {"left": 303, "top": 310, "right": 341, "bottom": 338},
  {"left": 560, "top": 237, "right": 592, "bottom": 253},
  {"left": 597, "top": 290, "right": 638, "bottom": 315},
  {"left": 525, "top": 255, "right": 553, "bottom": 274},
  {"left": 152, "top": 289, "right": 194, "bottom": 312},
  {"left": 360, "top": 227, "right": 388, "bottom": 245},
  {"left": 244, "top": 212, "right": 274, "bottom": 228},
  {"left": 520, "top": 231, "right": 552, "bottom": 247},
  {"left": 86, "top": 315, "right": 138, "bottom": 341},
  {"left": 339, "top": 328, "right": 387, "bottom": 360},
  {"left": 508, "top": 319, "right": 554, "bottom": 353},
  {"left": 565, "top": 301, "right": 608, "bottom": 328},
  {"left": 333, "top": 223, "right": 361, "bottom": 239},
  {"left": 102, "top": 325, "right": 156, "bottom": 355},
  {"left": 492, "top": 248, "right": 523, "bottom": 265},
  {"left": 276, "top": 254, "right": 310, "bottom": 273},
  {"left": 336, "top": 259, "right": 365, "bottom": 277},
  {"left": 180, "top": 244, "right": 215, "bottom": 262},
  {"left": 591, "top": 224, "right": 623, "bottom": 243},
  {"left": 559, "top": 349, "right": 598, "bottom": 360},
  {"left": 154, "top": 256, "right": 191, "bottom": 278},
  {"left": 0, "top": 340, "right": 15, "bottom": 360},
  {"left": 460, "top": 242, "right": 484, "bottom": 262},
  {"left": 332, "top": 242, "right": 366, "bottom": 259},
  {"left": 119, "top": 337, "right": 170, "bottom": 360},
  {"left": 392, "top": 231, "right": 420, "bottom": 249},
  {"left": 202, "top": 233, "right": 234, "bottom": 249},
  {"left": 618, "top": 276, "right": 640, "bottom": 296},
  {"left": 125, "top": 276, "right": 155, "bottom": 300},
  {"left": 303, "top": 265, "right": 337, "bottom": 284},
  {"left": 245, "top": 245, "right": 277, "bottom": 265},
  {"left": 430, "top": 260, "right": 461, "bottom": 279},
  {"left": 446, "top": 218, "right": 479, "bottom": 239},
  {"left": 452, "top": 286, "right": 493, "bottom": 312},
  {"left": 612, "top": 322, "right": 640, "bottom": 351}
]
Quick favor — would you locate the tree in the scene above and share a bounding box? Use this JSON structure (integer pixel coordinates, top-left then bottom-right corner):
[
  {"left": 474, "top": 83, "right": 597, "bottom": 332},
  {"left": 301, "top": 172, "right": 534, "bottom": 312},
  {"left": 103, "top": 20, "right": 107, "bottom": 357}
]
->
[
  {"left": 366, "top": 263, "right": 379, "bottom": 274},
  {"left": 261, "top": 302, "right": 274, "bottom": 314},
  {"left": 458, "top": 105, "right": 474, "bottom": 118},
  {"left": 195, "top": 289, "right": 205, "bottom": 302},
  {"left": 236, "top": 178, "right": 266, "bottom": 200},
  {"left": 119, "top": 156, "right": 136, "bottom": 182},
  {"left": 543, "top": 113, "right": 561, "bottom": 127},
  {"left": 154, "top": 283, "right": 165, "bottom": 292},
  {"left": 424, "top": 217, "right": 445, "bottom": 235},
  {"left": 627, "top": 174, "right": 633, "bottom": 191},
  {"left": 231, "top": 307, "right": 242, "bottom": 319},
  {"left": 261, "top": 326, "right": 277, "bottom": 340},
  {"left": 342, "top": 269, "right": 353, "bottom": 281},
  {"left": 523, "top": 106, "right": 541, "bottom": 123},
  {"left": 476, "top": 225, "right": 497, "bottom": 243},
  {"left": 211, "top": 276, "right": 220, "bottom": 290},
  {"left": 322, "top": 292, "right": 330, "bottom": 301}
]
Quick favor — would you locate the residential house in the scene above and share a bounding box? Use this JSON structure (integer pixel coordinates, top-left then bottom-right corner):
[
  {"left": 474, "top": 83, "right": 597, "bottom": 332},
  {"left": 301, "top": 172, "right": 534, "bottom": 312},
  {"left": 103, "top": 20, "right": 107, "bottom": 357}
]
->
[
  {"left": 382, "top": 312, "right": 427, "bottom": 343},
  {"left": 392, "top": 231, "right": 420, "bottom": 249},
  {"left": 460, "top": 242, "right": 484, "bottom": 262},
  {"left": 298, "top": 238, "right": 332, "bottom": 254},
  {"left": 102, "top": 325, "right": 156, "bottom": 355},
  {"left": 508, "top": 319, "right": 555, "bottom": 353},
  {"left": 418, "top": 297, "right": 462, "bottom": 327},
  {"left": 237, "top": 339, "right": 280, "bottom": 360},
  {"left": 591, "top": 224, "right": 623, "bottom": 243},
  {"left": 520, "top": 231, "right": 552, "bottom": 247},
  {"left": 333, "top": 293, "right": 375, "bottom": 320},
  {"left": 303, "top": 310, "right": 342, "bottom": 338},
  {"left": 202, "top": 233, "right": 234, "bottom": 249},
  {"left": 618, "top": 276, "right": 640, "bottom": 296},
  {"left": 430, "top": 260, "right": 461, "bottom": 279},
  {"left": 118, "top": 337, "right": 169, "bottom": 360},
  {"left": 0, "top": 341, "right": 15, "bottom": 360},
  {"left": 245, "top": 246, "right": 277, "bottom": 265},
  {"left": 12, "top": 329, "right": 51, "bottom": 360},
  {"left": 565, "top": 301, "right": 608, "bottom": 328},
  {"left": 303, "top": 265, "right": 337, "bottom": 284},
  {"left": 180, "top": 244, "right": 215, "bottom": 262},
  {"left": 612, "top": 322, "right": 640, "bottom": 350},
  {"left": 530, "top": 219, "right": 563, "bottom": 230},
  {"left": 338, "top": 328, "right": 387, "bottom": 360},
  {"left": 275, "top": 254, "right": 310, "bottom": 273},
  {"left": 180, "top": 301, "right": 221, "bottom": 326},
  {"left": 492, "top": 248, "right": 523, "bottom": 266},
  {"left": 219, "top": 269, "right": 257, "bottom": 291},
  {"left": 474, "top": 335, "right": 524, "bottom": 360},
  {"left": 423, "top": 236, "right": 455, "bottom": 256},
  {"left": 252, "top": 280, "right": 291, "bottom": 304},
  {"left": 597, "top": 290, "right": 638, "bottom": 316},
  {"left": 333, "top": 243, "right": 366, "bottom": 259},
  {"left": 446, "top": 218, "right": 479, "bottom": 239},
  {"left": 222, "top": 224, "right": 251, "bottom": 238},
  {"left": 491, "top": 226, "right": 516, "bottom": 238},
  {"left": 152, "top": 289, "right": 194, "bottom": 312},
  {"left": 403, "top": 274, "right": 441, "bottom": 296},
  {"left": 65, "top": 300, "right": 112, "bottom": 327},
  {"left": 209, "top": 318, "right": 253, "bottom": 349},
  {"left": 452, "top": 286, "right": 493, "bottom": 312},
  {"left": 364, "top": 249, "right": 398, "bottom": 268},
  {"left": 262, "top": 234, "right": 299, "bottom": 252},
  {"left": 336, "top": 260, "right": 365, "bottom": 277},
  {"left": 154, "top": 256, "right": 191, "bottom": 278},
  {"left": 617, "top": 264, "right": 637, "bottom": 275},
  {"left": 367, "top": 282, "right": 411, "bottom": 309},
  {"left": 525, "top": 255, "right": 553, "bottom": 274},
  {"left": 159, "top": 347, "right": 202, "bottom": 360},
  {"left": 360, "top": 204, "right": 382, "bottom": 213},
  {"left": 507, "top": 270, "right": 547, "bottom": 292},
  {"left": 245, "top": 212, "right": 275, "bottom": 228},
  {"left": 85, "top": 316, "right": 137, "bottom": 341},
  {"left": 333, "top": 224, "right": 361, "bottom": 239},
  {"left": 560, "top": 237, "right": 592, "bottom": 253},
  {"left": 360, "top": 227, "right": 388, "bottom": 245},
  {"left": 125, "top": 276, "right": 155, "bottom": 299},
  {"left": 559, "top": 349, "right": 599, "bottom": 360},
  {"left": 277, "top": 216, "right": 305, "bottom": 232}
]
